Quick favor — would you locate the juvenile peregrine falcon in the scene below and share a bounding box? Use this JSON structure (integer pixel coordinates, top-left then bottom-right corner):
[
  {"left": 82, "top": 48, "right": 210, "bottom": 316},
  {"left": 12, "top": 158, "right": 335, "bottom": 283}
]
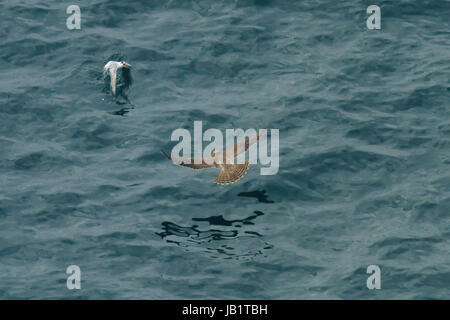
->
[{"left": 162, "top": 129, "right": 266, "bottom": 185}]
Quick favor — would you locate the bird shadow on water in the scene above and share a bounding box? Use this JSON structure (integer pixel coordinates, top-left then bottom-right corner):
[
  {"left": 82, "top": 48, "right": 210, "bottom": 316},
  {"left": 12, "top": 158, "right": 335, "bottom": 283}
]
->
[
  {"left": 157, "top": 211, "right": 273, "bottom": 260},
  {"left": 102, "top": 54, "right": 134, "bottom": 116}
]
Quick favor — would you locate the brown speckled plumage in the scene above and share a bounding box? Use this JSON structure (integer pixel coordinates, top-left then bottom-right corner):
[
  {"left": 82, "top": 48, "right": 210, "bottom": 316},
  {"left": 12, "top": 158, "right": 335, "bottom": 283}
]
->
[{"left": 162, "top": 130, "right": 266, "bottom": 185}]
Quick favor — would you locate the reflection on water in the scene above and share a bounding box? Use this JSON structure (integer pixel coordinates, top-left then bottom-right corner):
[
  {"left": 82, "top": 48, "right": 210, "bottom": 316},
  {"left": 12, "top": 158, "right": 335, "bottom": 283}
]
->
[
  {"left": 192, "top": 210, "right": 264, "bottom": 226},
  {"left": 111, "top": 107, "right": 132, "bottom": 116},
  {"left": 157, "top": 211, "right": 273, "bottom": 259},
  {"left": 238, "top": 190, "right": 274, "bottom": 203}
]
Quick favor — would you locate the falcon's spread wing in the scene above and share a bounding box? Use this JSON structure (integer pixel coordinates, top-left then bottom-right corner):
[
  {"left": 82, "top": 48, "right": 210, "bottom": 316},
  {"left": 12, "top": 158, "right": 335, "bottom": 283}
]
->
[
  {"left": 161, "top": 150, "right": 214, "bottom": 170},
  {"left": 215, "top": 162, "right": 249, "bottom": 185},
  {"left": 216, "top": 129, "right": 267, "bottom": 163}
]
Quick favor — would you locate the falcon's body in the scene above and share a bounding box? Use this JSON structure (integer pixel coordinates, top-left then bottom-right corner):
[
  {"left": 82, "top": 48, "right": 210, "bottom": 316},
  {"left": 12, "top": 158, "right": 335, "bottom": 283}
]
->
[{"left": 162, "top": 129, "right": 266, "bottom": 185}]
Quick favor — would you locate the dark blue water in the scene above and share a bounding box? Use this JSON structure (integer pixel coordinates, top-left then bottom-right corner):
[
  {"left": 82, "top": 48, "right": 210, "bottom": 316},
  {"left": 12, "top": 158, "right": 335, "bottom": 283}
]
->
[{"left": 0, "top": 0, "right": 449, "bottom": 299}]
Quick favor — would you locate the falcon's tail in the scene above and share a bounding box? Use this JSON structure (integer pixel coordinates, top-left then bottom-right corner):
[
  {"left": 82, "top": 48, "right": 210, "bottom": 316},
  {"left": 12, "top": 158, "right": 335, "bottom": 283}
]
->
[{"left": 215, "top": 162, "right": 249, "bottom": 185}]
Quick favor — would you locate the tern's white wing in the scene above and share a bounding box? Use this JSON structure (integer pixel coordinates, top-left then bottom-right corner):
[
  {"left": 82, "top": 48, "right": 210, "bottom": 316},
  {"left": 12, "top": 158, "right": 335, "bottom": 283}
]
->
[
  {"left": 109, "top": 67, "right": 117, "bottom": 95},
  {"left": 104, "top": 61, "right": 119, "bottom": 96}
]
